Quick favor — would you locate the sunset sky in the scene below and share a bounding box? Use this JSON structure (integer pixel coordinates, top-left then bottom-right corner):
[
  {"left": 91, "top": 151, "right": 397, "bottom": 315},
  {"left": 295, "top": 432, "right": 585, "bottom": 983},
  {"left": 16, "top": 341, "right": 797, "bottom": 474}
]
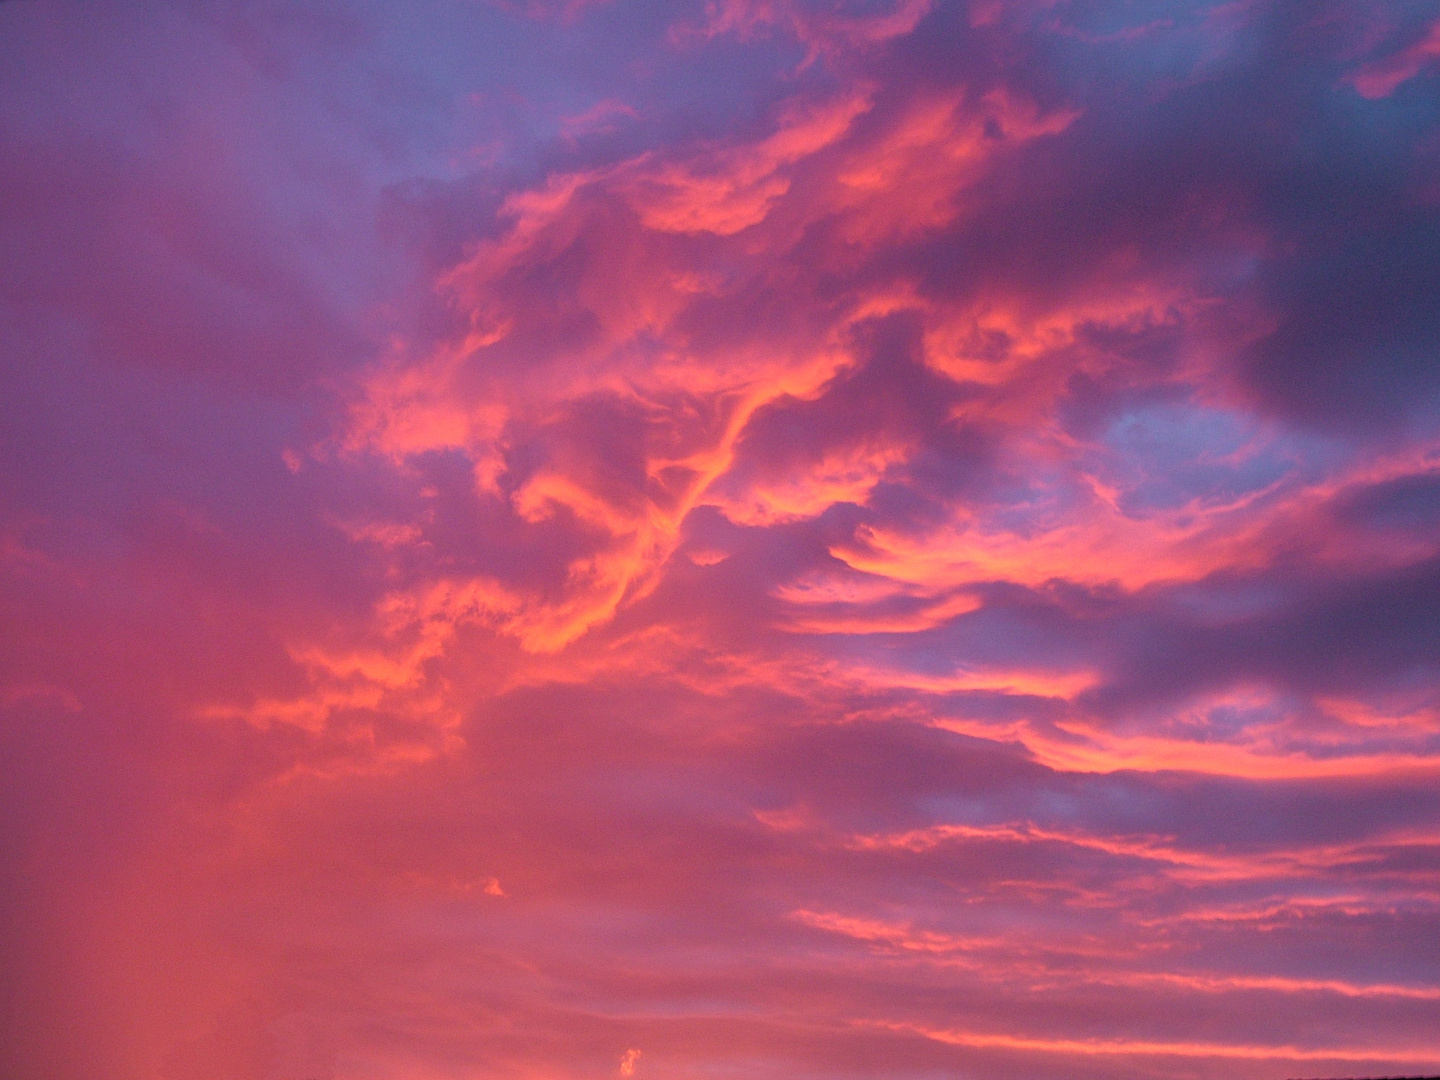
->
[{"left": 3, "top": 2, "right": 1440, "bottom": 1078}]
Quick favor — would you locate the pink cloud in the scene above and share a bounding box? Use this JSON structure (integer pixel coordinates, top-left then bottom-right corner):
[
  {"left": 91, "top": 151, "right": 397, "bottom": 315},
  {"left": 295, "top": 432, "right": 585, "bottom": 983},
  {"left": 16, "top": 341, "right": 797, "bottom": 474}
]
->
[
  {"left": 1351, "top": 19, "right": 1440, "bottom": 98},
  {"left": 3, "top": 2, "right": 1440, "bottom": 1079}
]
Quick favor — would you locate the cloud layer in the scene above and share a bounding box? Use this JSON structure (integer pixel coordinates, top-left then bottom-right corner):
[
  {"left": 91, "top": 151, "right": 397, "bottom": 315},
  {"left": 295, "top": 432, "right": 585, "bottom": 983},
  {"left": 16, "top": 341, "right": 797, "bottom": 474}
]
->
[{"left": 3, "top": 1, "right": 1440, "bottom": 1078}]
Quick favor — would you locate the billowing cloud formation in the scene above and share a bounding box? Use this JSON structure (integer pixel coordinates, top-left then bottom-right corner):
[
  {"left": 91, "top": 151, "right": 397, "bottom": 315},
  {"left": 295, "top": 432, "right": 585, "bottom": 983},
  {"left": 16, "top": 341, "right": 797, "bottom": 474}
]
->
[{"left": 3, "top": 1, "right": 1440, "bottom": 1078}]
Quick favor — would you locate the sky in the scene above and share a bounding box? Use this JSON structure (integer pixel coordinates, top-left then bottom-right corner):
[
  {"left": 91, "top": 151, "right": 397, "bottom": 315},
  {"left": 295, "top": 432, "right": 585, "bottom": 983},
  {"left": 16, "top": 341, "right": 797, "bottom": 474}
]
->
[{"left": 2, "top": 1, "right": 1440, "bottom": 1078}]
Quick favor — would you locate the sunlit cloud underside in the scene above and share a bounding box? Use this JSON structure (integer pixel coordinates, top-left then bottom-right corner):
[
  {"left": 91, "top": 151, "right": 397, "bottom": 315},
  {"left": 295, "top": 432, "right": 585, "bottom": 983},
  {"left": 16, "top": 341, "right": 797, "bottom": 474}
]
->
[{"left": 2, "top": 2, "right": 1440, "bottom": 1079}]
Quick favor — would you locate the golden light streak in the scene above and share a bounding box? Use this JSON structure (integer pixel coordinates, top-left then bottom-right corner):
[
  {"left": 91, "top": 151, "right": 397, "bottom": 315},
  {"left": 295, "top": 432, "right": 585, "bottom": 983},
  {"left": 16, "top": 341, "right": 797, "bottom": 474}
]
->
[{"left": 879, "top": 1021, "right": 1440, "bottom": 1064}]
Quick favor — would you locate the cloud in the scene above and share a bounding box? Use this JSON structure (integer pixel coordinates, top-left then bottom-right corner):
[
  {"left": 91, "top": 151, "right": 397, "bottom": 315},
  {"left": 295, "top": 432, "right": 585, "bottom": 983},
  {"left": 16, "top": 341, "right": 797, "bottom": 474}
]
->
[{"left": 3, "top": 2, "right": 1440, "bottom": 1079}]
